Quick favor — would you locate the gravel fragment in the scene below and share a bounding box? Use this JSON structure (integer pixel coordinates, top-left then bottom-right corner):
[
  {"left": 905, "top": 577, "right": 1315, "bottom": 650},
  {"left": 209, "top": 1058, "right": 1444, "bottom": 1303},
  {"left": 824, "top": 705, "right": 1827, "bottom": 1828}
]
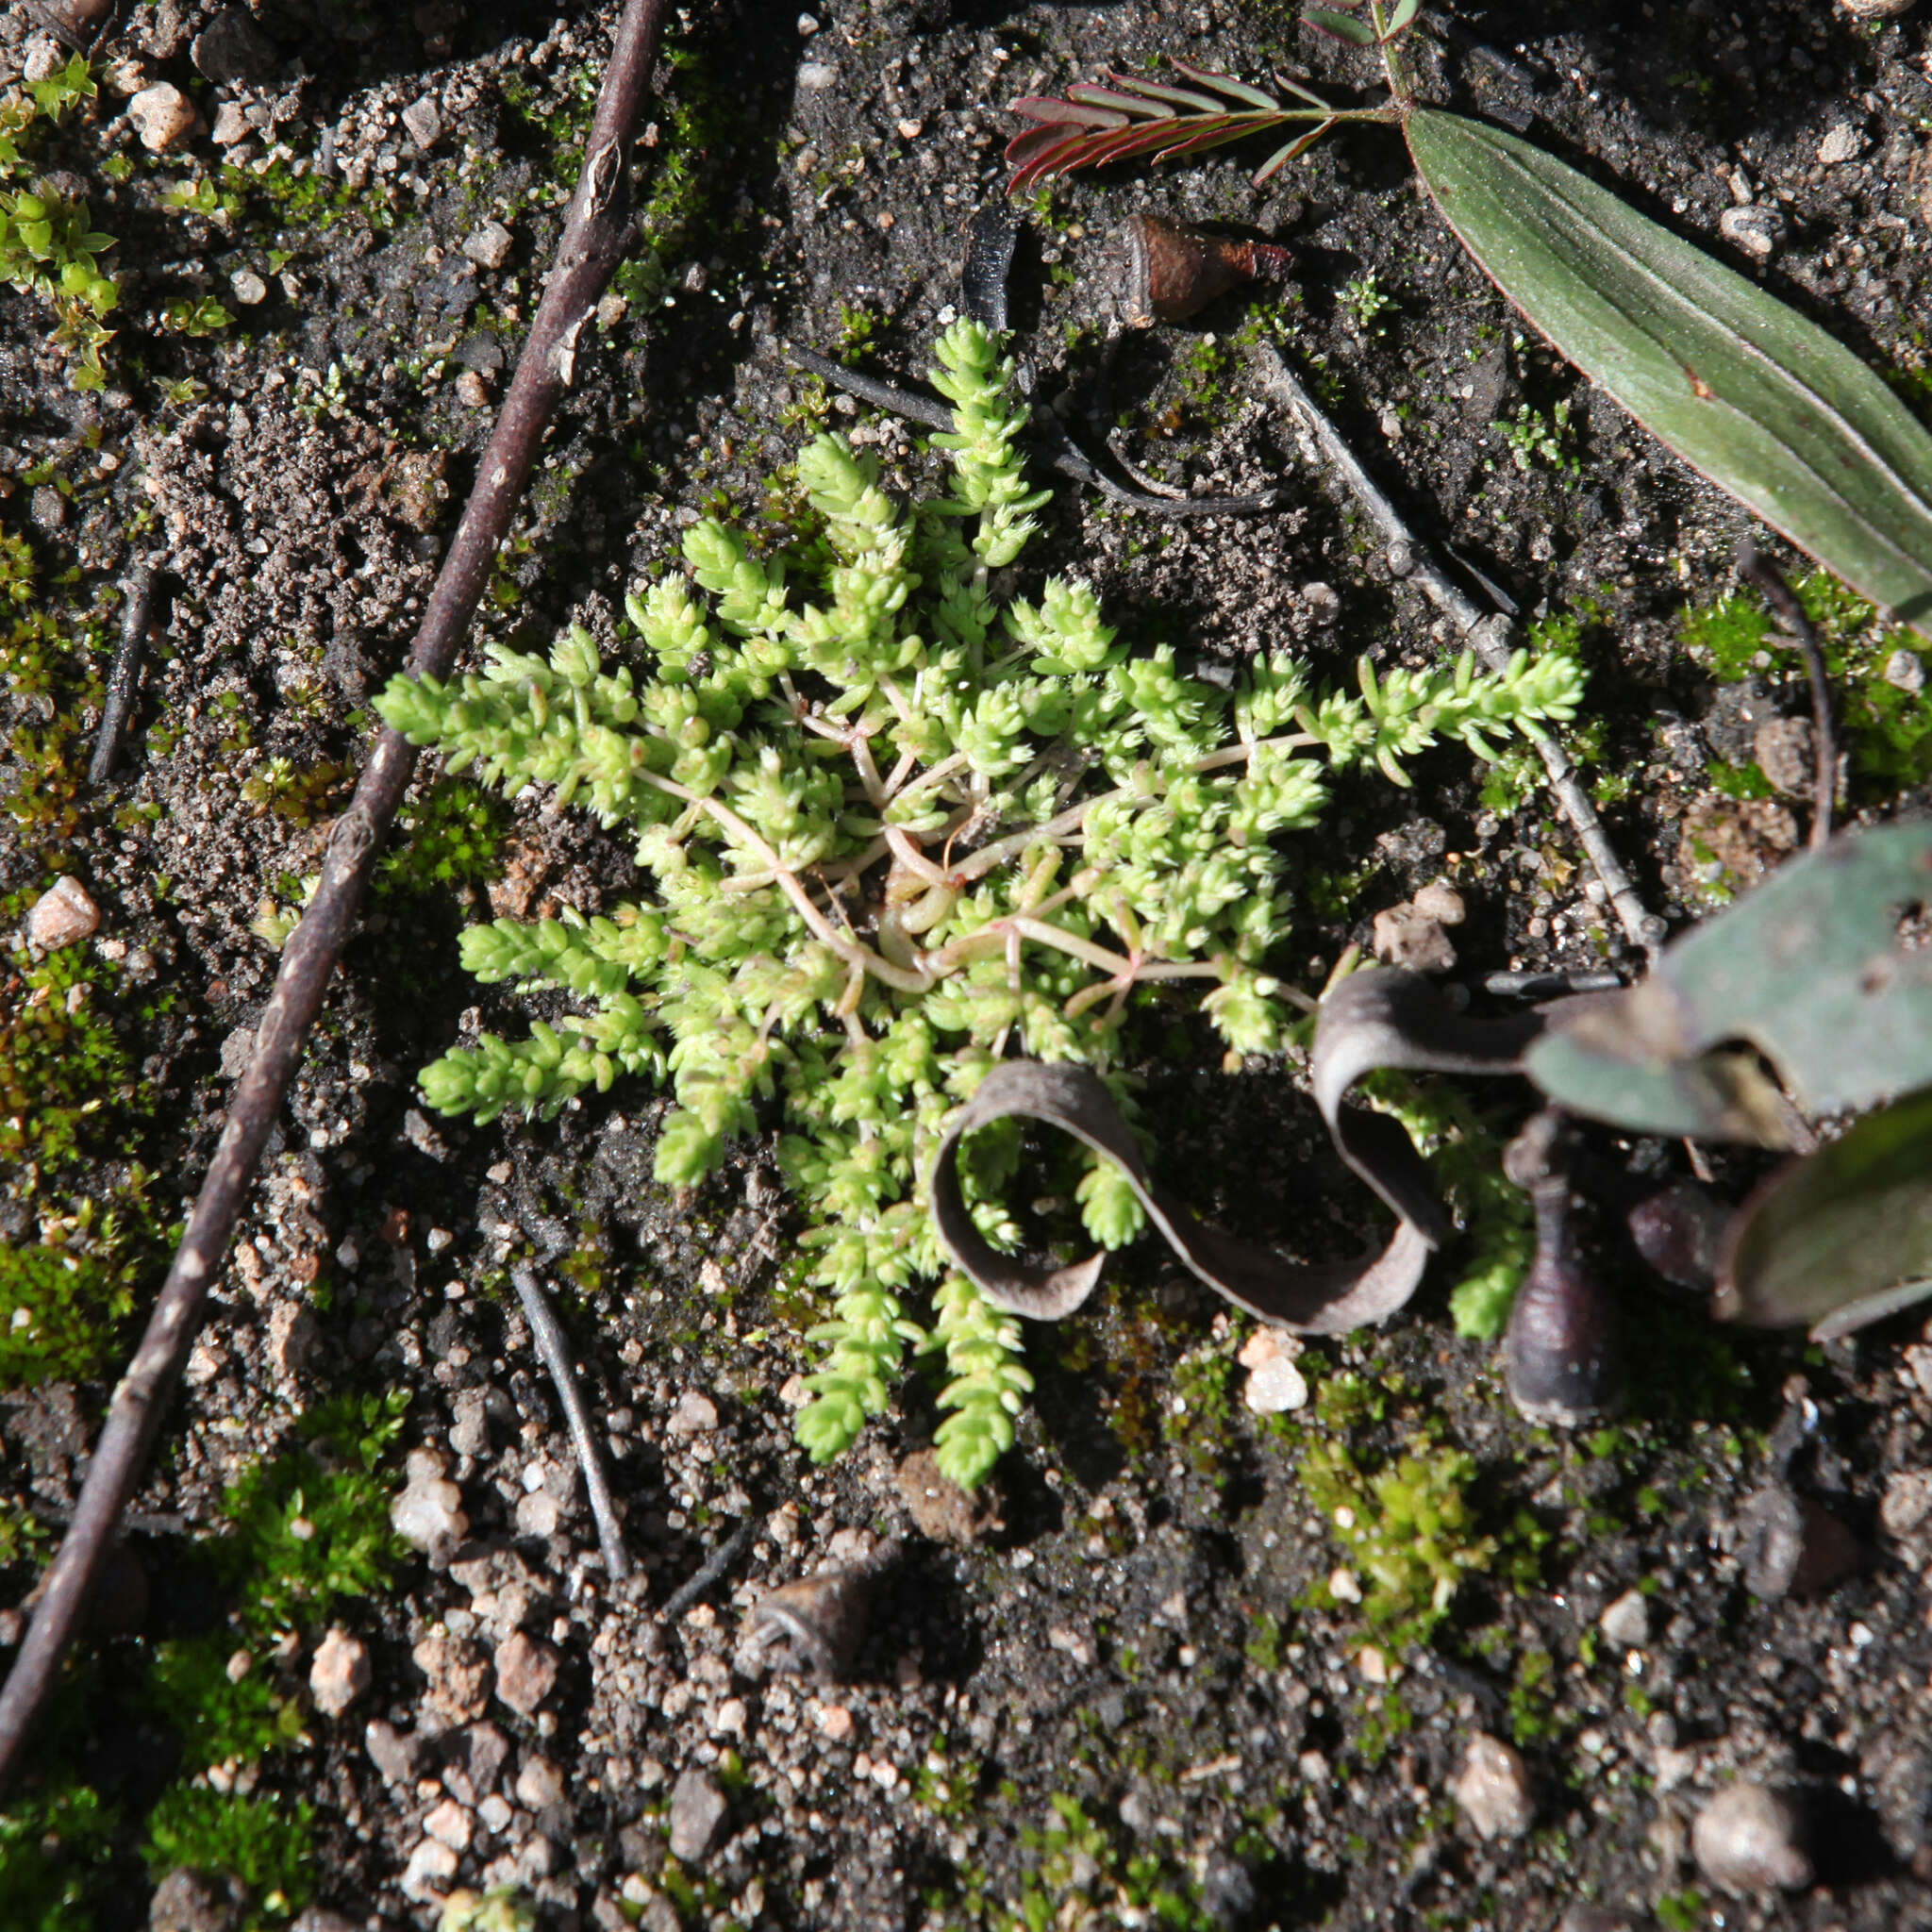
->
[
  {"left": 1739, "top": 1484, "right": 1861, "bottom": 1600},
  {"left": 424, "top": 1796, "right": 474, "bottom": 1852},
  {"left": 1752, "top": 717, "right": 1813, "bottom": 798},
  {"left": 516, "top": 1755, "right": 565, "bottom": 1809},
  {"left": 1719, "top": 205, "right": 1784, "bottom": 258},
  {"left": 1818, "top": 121, "right": 1865, "bottom": 164},
  {"left": 391, "top": 1461, "right": 470, "bottom": 1555},
  {"left": 493, "top": 1629, "right": 559, "bottom": 1715},
  {"left": 126, "top": 83, "right": 202, "bottom": 153},
  {"left": 1239, "top": 1327, "right": 1308, "bottom": 1414},
  {"left": 191, "top": 8, "right": 278, "bottom": 87},
  {"left": 1410, "top": 881, "right": 1466, "bottom": 925},
  {"left": 894, "top": 1449, "right": 1004, "bottom": 1543},
  {"left": 402, "top": 95, "right": 442, "bottom": 150},
  {"left": 210, "top": 101, "right": 250, "bottom": 145},
  {"left": 401, "top": 1835, "right": 459, "bottom": 1903},
  {"left": 1448, "top": 1732, "right": 1534, "bottom": 1840},
  {"left": 1691, "top": 1782, "right": 1814, "bottom": 1893},
  {"left": 229, "top": 270, "right": 267, "bottom": 308},
  {"left": 1370, "top": 904, "right": 1457, "bottom": 974},
  {"left": 667, "top": 1389, "right": 719, "bottom": 1436},
  {"left": 1885, "top": 648, "right": 1925, "bottom": 692},
  {"left": 1598, "top": 1589, "right": 1650, "bottom": 1649},
  {"left": 462, "top": 221, "right": 514, "bottom": 269},
  {"left": 797, "top": 59, "right": 838, "bottom": 89},
  {"left": 308, "top": 1625, "right": 371, "bottom": 1717},
  {"left": 412, "top": 1628, "right": 491, "bottom": 1724},
  {"left": 668, "top": 1766, "right": 728, "bottom": 1862},
  {"left": 148, "top": 1866, "right": 242, "bottom": 1932},
  {"left": 26, "top": 876, "right": 99, "bottom": 950},
  {"left": 364, "top": 1719, "right": 421, "bottom": 1786}
]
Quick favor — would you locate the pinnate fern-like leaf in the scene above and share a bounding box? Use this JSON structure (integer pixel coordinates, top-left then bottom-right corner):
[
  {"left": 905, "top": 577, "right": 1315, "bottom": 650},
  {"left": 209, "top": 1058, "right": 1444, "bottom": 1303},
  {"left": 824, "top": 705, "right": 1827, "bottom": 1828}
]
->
[{"left": 1006, "top": 58, "right": 1338, "bottom": 191}]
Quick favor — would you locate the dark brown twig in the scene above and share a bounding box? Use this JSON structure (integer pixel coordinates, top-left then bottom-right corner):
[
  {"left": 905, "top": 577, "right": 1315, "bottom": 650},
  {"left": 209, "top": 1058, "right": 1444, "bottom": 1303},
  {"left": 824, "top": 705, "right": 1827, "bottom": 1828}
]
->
[
  {"left": 1739, "top": 541, "right": 1836, "bottom": 850},
  {"left": 511, "top": 1268, "right": 630, "bottom": 1581},
  {"left": 0, "top": 0, "right": 675, "bottom": 1788},
  {"left": 88, "top": 563, "right": 154, "bottom": 787}
]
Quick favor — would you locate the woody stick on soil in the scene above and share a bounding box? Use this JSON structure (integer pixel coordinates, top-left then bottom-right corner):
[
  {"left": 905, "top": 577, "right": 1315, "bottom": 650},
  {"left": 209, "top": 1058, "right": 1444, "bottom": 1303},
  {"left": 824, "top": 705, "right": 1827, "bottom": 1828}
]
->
[{"left": 0, "top": 0, "right": 676, "bottom": 1787}]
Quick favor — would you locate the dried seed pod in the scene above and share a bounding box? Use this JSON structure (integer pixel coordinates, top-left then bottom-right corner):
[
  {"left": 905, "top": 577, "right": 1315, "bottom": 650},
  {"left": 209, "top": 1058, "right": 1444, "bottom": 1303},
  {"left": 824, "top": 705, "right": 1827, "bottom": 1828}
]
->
[
  {"left": 1503, "top": 1112, "right": 1621, "bottom": 1424},
  {"left": 1626, "top": 1180, "right": 1729, "bottom": 1291},
  {"left": 744, "top": 1538, "right": 901, "bottom": 1683},
  {"left": 1119, "top": 213, "right": 1292, "bottom": 326}
]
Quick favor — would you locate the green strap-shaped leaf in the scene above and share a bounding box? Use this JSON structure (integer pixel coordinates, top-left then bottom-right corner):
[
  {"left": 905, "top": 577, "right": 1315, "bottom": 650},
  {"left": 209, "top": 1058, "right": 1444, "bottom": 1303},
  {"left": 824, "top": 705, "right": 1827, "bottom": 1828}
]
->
[{"left": 1406, "top": 108, "right": 1932, "bottom": 636}]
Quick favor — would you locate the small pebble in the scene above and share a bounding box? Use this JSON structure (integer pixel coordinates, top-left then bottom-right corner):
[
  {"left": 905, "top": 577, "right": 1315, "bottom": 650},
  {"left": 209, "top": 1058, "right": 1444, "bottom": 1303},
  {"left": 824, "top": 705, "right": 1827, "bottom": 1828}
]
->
[
  {"left": 516, "top": 1755, "right": 565, "bottom": 1809},
  {"left": 1242, "top": 1351, "right": 1308, "bottom": 1415},
  {"left": 1691, "top": 1782, "right": 1813, "bottom": 1894},
  {"left": 211, "top": 101, "right": 251, "bottom": 146},
  {"left": 401, "top": 94, "right": 442, "bottom": 150},
  {"left": 1598, "top": 1588, "right": 1650, "bottom": 1649},
  {"left": 1719, "top": 205, "right": 1783, "bottom": 259},
  {"left": 127, "top": 83, "right": 202, "bottom": 154},
  {"left": 817, "top": 1704, "right": 854, "bottom": 1740},
  {"left": 391, "top": 1474, "right": 469, "bottom": 1553},
  {"left": 1371, "top": 905, "right": 1457, "bottom": 975},
  {"left": 493, "top": 1629, "right": 559, "bottom": 1715},
  {"left": 456, "top": 370, "right": 491, "bottom": 408},
  {"left": 462, "top": 221, "right": 514, "bottom": 270},
  {"left": 401, "top": 1836, "right": 458, "bottom": 1902},
  {"left": 1885, "top": 648, "right": 1925, "bottom": 692},
  {"left": 364, "top": 1719, "right": 422, "bottom": 1786},
  {"left": 308, "top": 1626, "right": 370, "bottom": 1717},
  {"left": 514, "top": 1490, "right": 561, "bottom": 1539},
  {"left": 668, "top": 1767, "right": 728, "bottom": 1863},
  {"left": 1301, "top": 580, "right": 1341, "bottom": 623},
  {"left": 1879, "top": 1468, "right": 1932, "bottom": 1539},
  {"left": 797, "top": 11, "right": 820, "bottom": 31},
  {"left": 229, "top": 270, "right": 267, "bottom": 307},
  {"left": 1411, "top": 881, "right": 1466, "bottom": 925},
  {"left": 423, "top": 1796, "right": 473, "bottom": 1853},
  {"left": 1753, "top": 717, "right": 1813, "bottom": 798},
  {"left": 797, "top": 60, "right": 838, "bottom": 89},
  {"left": 667, "top": 1389, "right": 719, "bottom": 1436},
  {"left": 1448, "top": 1732, "right": 1534, "bottom": 1840},
  {"left": 27, "top": 875, "right": 99, "bottom": 950},
  {"left": 1817, "top": 122, "right": 1865, "bottom": 165}
]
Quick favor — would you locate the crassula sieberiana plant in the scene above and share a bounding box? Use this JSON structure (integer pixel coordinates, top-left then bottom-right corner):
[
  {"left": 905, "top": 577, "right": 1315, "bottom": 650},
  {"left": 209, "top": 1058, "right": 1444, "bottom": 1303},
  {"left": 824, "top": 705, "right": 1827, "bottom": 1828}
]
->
[{"left": 376, "top": 320, "right": 1583, "bottom": 1486}]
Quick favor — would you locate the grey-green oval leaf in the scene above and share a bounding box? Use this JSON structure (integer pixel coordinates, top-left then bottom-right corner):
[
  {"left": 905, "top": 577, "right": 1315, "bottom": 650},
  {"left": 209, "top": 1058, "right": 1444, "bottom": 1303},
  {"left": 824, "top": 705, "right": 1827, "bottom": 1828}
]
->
[{"left": 1406, "top": 108, "right": 1932, "bottom": 637}]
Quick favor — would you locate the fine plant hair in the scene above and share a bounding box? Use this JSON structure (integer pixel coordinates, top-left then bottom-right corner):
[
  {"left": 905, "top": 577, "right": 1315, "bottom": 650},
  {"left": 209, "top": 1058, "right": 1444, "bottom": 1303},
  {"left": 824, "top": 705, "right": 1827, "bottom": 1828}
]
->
[{"left": 377, "top": 320, "right": 1583, "bottom": 1487}]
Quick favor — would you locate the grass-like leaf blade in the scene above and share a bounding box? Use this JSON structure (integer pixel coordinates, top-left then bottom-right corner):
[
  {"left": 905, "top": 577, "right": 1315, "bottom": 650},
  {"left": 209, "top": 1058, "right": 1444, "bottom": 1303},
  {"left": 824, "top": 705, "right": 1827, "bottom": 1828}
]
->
[{"left": 1407, "top": 108, "right": 1932, "bottom": 634}]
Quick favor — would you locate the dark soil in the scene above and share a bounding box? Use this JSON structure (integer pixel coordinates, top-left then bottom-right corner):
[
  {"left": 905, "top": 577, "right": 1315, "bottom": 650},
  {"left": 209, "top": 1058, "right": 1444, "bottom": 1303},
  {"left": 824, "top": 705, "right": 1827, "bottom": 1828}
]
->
[{"left": 5, "top": 0, "right": 1932, "bottom": 1928}]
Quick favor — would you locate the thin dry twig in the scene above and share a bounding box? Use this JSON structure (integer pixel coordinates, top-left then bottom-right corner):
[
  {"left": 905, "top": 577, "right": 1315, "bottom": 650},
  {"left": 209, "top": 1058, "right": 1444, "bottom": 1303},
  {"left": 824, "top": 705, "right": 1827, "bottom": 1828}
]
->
[
  {"left": 511, "top": 1268, "right": 630, "bottom": 1580},
  {"left": 1738, "top": 541, "right": 1837, "bottom": 850},
  {"left": 88, "top": 562, "right": 155, "bottom": 787},
  {"left": 788, "top": 341, "right": 1280, "bottom": 517},
  {"left": 0, "top": 0, "right": 675, "bottom": 1787},
  {"left": 1250, "top": 343, "right": 1666, "bottom": 959}
]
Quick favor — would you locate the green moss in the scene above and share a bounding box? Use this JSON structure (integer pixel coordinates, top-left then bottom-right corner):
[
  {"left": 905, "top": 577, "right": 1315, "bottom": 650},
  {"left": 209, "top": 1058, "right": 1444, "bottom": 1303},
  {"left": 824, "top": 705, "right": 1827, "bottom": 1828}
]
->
[
  {"left": 0, "top": 1778, "right": 116, "bottom": 1932},
  {"left": 1297, "top": 1374, "right": 1498, "bottom": 1649},
  {"left": 1680, "top": 573, "right": 1932, "bottom": 791},
  {"left": 377, "top": 774, "right": 510, "bottom": 900},
  {"left": 0, "top": 894, "right": 166, "bottom": 1390},
  {"left": 0, "top": 525, "right": 112, "bottom": 846},
  {"left": 143, "top": 1786, "right": 312, "bottom": 1923}
]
